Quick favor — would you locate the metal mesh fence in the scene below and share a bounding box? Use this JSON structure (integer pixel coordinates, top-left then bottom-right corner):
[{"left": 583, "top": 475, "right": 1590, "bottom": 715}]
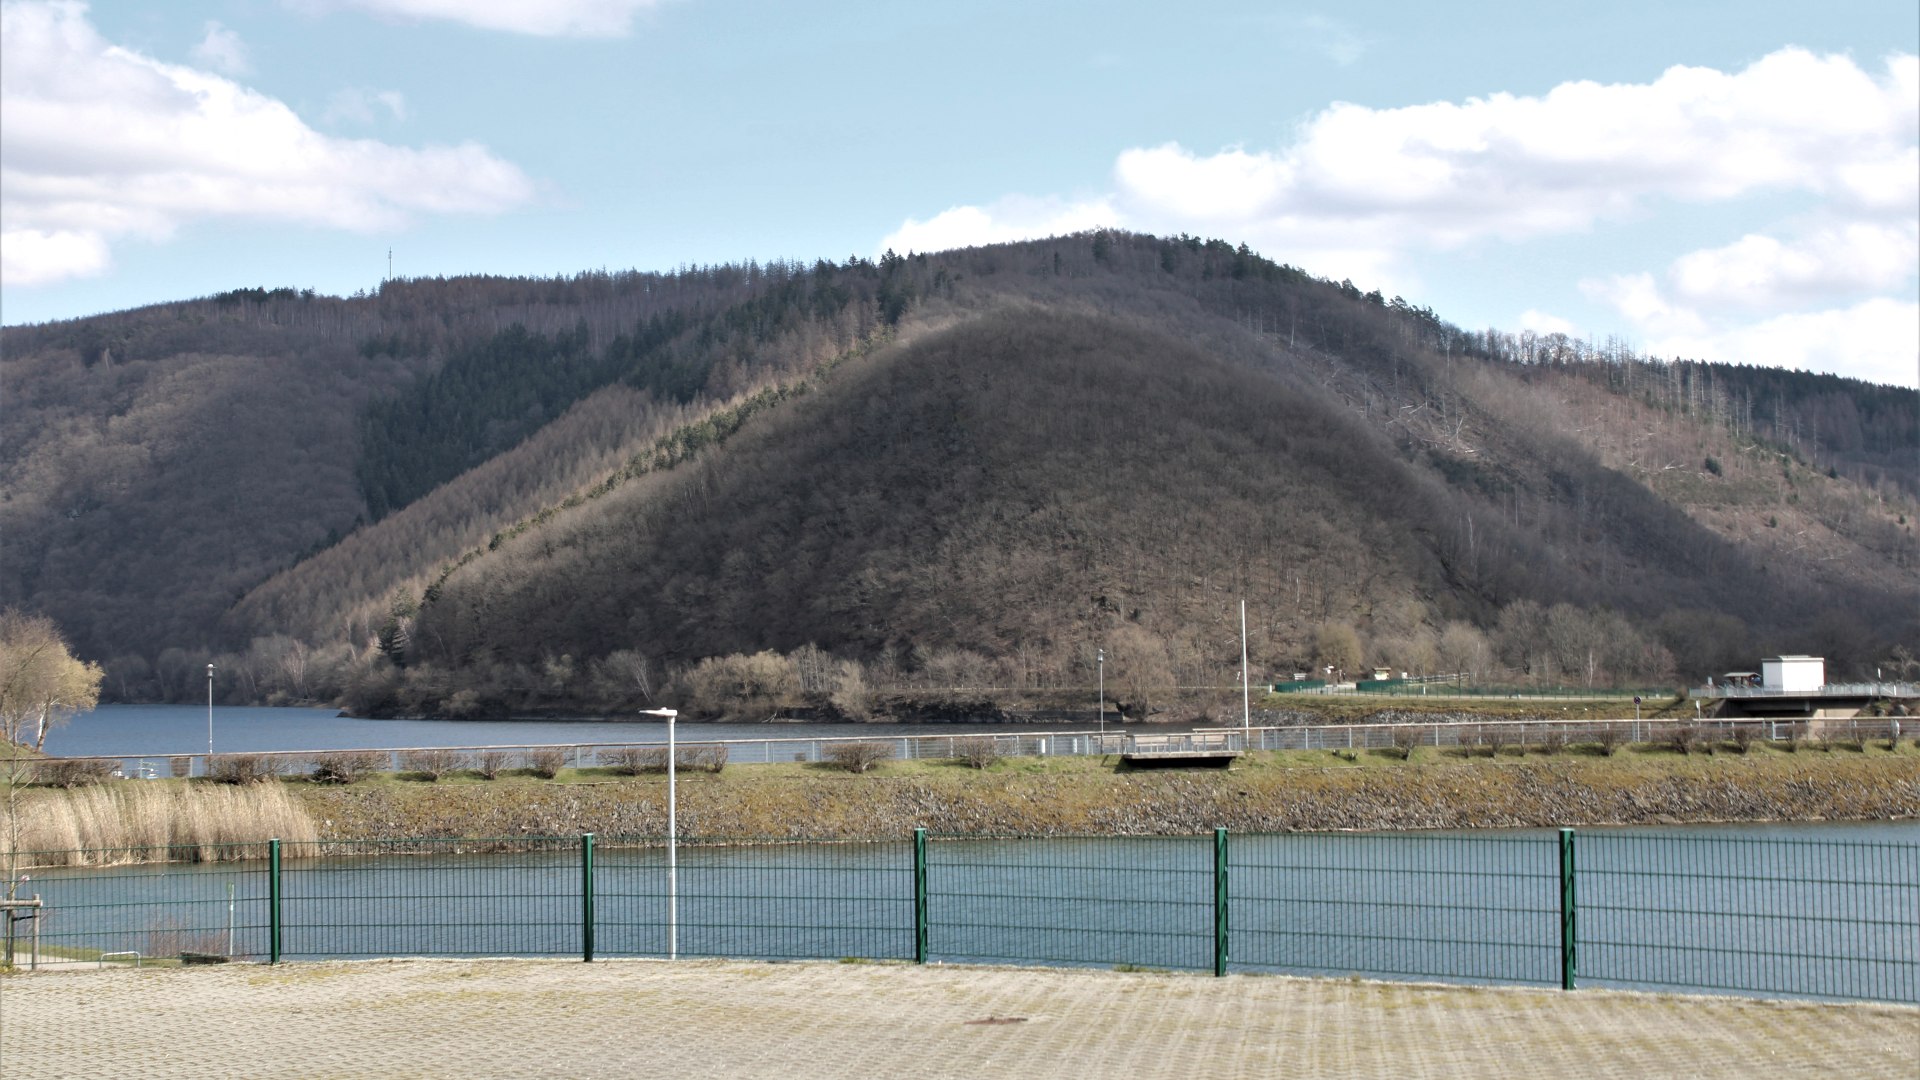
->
[
  {"left": 595, "top": 837, "right": 914, "bottom": 961},
  {"left": 1579, "top": 831, "right": 1919, "bottom": 1001},
  {"left": 1231, "top": 832, "right": 1560, "bottom": 985},
  {"left": 924, "top": 836, "right": 1214, "bottom": 971},
  {"left": 4, "top": 845, "right": 267, "bottom": 967},
  {"left": 7, "top": 829, "right": 1914, "bottom": 1002},
  {"left": 279, "top": 838, "right": 582, "bottom": 959}
]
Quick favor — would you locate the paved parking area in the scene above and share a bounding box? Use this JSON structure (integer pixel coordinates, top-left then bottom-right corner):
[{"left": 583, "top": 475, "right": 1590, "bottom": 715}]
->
[{"left": 3, "top": 959, "right": 1916, "bottom": 1078}]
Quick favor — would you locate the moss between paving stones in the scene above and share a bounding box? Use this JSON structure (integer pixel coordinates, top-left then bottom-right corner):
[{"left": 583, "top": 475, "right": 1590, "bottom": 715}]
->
[{"left": 290, "top": 746, "right": 1920, "bottom": 841}]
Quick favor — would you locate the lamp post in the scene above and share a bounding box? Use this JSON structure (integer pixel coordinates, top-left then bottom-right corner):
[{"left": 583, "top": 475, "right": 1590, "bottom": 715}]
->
[
  {"left": 1096, "top": 648, "right": 1105, "bottom": 745},
  {"left": 206, "top": 664, "right": 215, "bottom": 766},
  {"left": 640, "top": 707, "right": 678, "bottom": 959},
  {"left": 1240, "top": 600, "right": 1251, "bottom": 746}
]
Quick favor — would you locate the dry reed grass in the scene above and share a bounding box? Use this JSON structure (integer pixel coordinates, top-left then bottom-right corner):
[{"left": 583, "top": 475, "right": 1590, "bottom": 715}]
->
[{"left": 1, "top": 782, "right": 319, "bottom": 869}]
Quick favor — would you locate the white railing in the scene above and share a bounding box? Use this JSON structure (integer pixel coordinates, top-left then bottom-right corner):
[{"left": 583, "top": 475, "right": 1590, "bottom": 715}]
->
[
  {"left": 1697, "top": 682, "right": 1920, "bottom": 699},
  {"left": 39, "top": 715, "right": 1914, "bottom": 779}
]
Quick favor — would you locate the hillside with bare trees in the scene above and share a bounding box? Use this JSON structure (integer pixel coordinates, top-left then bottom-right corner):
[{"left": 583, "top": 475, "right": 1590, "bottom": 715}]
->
[{"left": 3, "top": 233, "right": 1914, "bottom": 716}]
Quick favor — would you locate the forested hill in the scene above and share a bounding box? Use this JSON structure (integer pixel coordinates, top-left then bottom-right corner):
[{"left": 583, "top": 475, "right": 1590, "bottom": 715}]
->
[{"left": 2, "top": 233, "right": 1914, "bottom": 713}]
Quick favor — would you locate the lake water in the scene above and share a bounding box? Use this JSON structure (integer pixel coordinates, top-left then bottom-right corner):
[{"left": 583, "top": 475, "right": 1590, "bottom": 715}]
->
[
  {"left": 13, "top": 822, "right": 1915, "bottom": 1003},
  {"left": 43, "top": 704, "right": 1129, "bottom": 758}
]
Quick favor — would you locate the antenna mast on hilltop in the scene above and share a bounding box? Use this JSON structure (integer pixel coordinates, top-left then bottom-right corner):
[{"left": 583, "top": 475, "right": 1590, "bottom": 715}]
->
[{"left": 387, "top": 248, "right": 393, "bottom": 281}]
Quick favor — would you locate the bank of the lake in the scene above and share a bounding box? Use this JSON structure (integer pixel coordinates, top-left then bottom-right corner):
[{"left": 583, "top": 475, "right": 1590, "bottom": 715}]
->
[{"left": 290, "top": 745, "right": 1920, "bottom": 842}]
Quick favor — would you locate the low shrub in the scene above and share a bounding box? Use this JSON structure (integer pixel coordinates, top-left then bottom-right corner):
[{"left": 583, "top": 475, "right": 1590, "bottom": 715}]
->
[
  {"left": 1731, "top": 725, "right": 1757, "bottom": 754},
  {"left": 824, "top": 741, "right": 893, "bottom": 773},
  {"left": 35, "top": 758, "right": 115, "bottom": 788},
  {"left": 1534, "top": 727, "right": 1567, "bottom": 756},
  {"left": 400, "top": 749, "right": 459, "bottom": 781},
  {"left": 208, "top": 754, "right": 274, "bottom": 785},
  {"left": 954, "top": 737, "right": 1002, "bottom": 769},
  {"left": 1477, "top": 725, "right": 1511, "bottom": 758},
  {"left": 526, "top": 748, "right": 567, "bottom": 779},
  {"left": 1593, "top": 724, "right": 1626, "bottom": 756},
  {"left": 602, "top": 745, "right": 726, "bottom": 775},
  {"left": 606, "top": 746, "right": 669, "bottom": 775},
  {"left": 467, "top": 750, "right": 507, "bottom": 780},
  {"left": 1664, "top": 723, "right": 1700, "bottom": 756},
  {"left": 1390, "top": 725, "right": 1424, "bottom": 761},
  {"left": 310, "top": 751, "right": 383, "bottom": 784}
]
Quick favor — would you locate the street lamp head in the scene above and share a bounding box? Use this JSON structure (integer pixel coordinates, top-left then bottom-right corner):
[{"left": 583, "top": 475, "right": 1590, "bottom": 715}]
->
[
  {"left": 640, "top": 708, "right": 678, "bottom": 719},
  {"left": 207, "top": 664, "right": 215, "bottom": 675}
]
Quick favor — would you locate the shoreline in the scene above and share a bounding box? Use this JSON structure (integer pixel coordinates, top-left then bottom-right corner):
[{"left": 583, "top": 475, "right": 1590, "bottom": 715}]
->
[{"left": 291, "top": 748, "right": 1920, "bottom": 843}]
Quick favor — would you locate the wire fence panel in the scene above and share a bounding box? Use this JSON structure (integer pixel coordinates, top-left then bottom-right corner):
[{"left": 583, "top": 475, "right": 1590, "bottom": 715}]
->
[
  {"left": 4, "top": 845, "right": 267, "bottom": 966},
  {"left": 1231, "top": 832, "right": 1561, "bottom": 986},
  {"left": 595, "top": 838, "right": 913, "bottom": 962},
  {"left": 1580, "top": 832, "right": 1920, "bottom": 1002},
  {"left": 8, "top": 829, "right": 1915, "bottom": 1002},
  {"left": 925, "top": 836, "right": 1214, "bottom": 971},
  {"left": 278, "top": 838, "right": 582, "bottom": 959}
]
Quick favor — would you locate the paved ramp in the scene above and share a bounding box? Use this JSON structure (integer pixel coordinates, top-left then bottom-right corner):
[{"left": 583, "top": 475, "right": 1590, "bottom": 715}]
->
[{"left": 3, "top": 959, "right": 1915, "bottom": 1078}]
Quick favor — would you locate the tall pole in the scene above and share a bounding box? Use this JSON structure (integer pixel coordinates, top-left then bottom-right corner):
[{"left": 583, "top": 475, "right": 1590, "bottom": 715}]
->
[
  {"left": 1240, "top": 600, "right": 1251, "bottom": 745},
  {"left": 667, "top": 710, "right": 677, "bottom": 960},
  {"left": 642, "top": 708, "right": 679, "bottom": 960},
  {"left": 206, "top": 663, "right": 215, "bottom": 763},
  {"left": 1097, "top": 649, "right": 1105, "bottom": 743}
]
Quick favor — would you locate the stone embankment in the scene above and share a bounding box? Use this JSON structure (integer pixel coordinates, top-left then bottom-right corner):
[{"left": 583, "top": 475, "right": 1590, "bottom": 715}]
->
[{"left": 294, "top": 753, "right": 1920, "bottom": 842}]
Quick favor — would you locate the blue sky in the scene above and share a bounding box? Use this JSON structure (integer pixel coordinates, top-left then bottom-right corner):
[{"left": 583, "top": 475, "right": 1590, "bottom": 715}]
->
[{"left": 3, "top": 1, "right": 1915, "bottom": 386}]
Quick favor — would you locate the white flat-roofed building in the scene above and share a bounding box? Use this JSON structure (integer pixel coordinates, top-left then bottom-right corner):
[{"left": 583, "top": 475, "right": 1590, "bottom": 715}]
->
[{"left": 1761, "top": 656, "right": 1824, "bottom": 693}]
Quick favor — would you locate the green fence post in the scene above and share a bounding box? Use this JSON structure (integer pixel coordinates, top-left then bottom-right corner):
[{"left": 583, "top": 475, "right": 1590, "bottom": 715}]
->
[
  {"left": 1558, "top": 828, "right": 1576, "bottom": 990},
  {"left": 582, "top": 833, "right": 596, "bottom": 963},
  {"left": 1213, "top": 828, "right": 1229, "bottom": 977},
  {"left": 268, "top": 837, "right": 281, "bottom": 965},
  {"left": 913, "top": 828, "right": 929, "bottom": 964}
]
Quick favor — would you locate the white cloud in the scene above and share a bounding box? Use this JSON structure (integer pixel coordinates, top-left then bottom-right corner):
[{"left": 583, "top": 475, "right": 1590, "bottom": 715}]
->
[
  {"left": 190, "top": 20, "right": 250, "bottom": 75},
  {"left": 1645, "top": 298, "right": 1919, "bottom": 388},
  {"left": 880, "top": 195, "right": 1118, "bottom": 256},
  {"left": 882, "top": 46, "right": 1916, "bottom": 382},
  {"left": 1583, "top": 216, "right": 1917, "bottom": 385},
  {"left": 1516, "top": 309, "right": 1579, "bottom": 337},
  {"left": 0, "top": 1, "right": 535, "bottom": 287},
  {"left": 314, "top": 0, "right": 661, "bottom": 37},
  {"left": 324, "top": 87, "right": 409, "bottom": 126},
  {"left": 1581, "top": 273, "right": 1708, "bottom": 339},
  {"left": 885, "top": 47, "right": 1916, "bottom": 296},
  {"left": 1666, "top": 221, "right": 1919, "bottom": 311},
  {"left": 0, "top": 227, "right": 110, "bottom": 285}
]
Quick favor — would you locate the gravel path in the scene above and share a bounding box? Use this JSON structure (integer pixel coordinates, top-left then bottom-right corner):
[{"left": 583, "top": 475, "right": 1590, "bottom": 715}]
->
[{"left": 3, "top": 959, "right": 1915, "bottom": 1079}]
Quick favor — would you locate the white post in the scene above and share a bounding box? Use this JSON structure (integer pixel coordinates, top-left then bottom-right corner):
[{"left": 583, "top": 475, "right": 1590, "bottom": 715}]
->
[
  {"left": 1097, "top": 648, "right": 1105, "bottom": 744},
  {"left": 641, "top": 708, "right": 679, "bottom": 960},
  {"left": 1240, "top": 600, "right": 1251, "bottom": 746},
  {"left": 206, "top": 664, "right": 215, "bottom": 766},
  {"left": 668, "top": 711, "right": 676, "bottom": 960}
]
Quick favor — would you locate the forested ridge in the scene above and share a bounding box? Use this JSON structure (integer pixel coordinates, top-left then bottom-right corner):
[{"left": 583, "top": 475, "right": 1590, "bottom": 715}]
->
[{"left": 2, "top": 232, "right": 1913, "bottom": 718}]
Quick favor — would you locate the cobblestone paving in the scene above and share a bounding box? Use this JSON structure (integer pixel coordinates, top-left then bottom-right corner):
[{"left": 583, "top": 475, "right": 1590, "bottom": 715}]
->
[{"left": 3, "top": 960, "right": 1916, "bottom": 1079}]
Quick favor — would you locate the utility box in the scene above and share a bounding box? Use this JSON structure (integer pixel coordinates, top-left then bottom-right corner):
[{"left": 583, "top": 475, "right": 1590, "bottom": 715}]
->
[{"left": 1761, "top": 656, "right": 1824, "bottom": 692}]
